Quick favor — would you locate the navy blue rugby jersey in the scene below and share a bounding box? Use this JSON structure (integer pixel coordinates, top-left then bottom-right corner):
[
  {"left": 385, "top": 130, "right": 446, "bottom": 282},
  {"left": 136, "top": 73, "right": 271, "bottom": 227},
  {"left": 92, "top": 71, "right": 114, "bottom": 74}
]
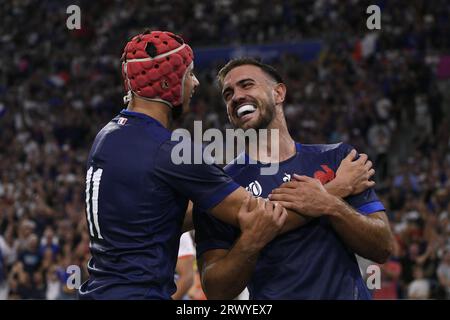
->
[
  {"left": 78, "top": 109, "right": 239, "bottom": 299},
  {"left": 194, "top": 142, "right": 384, "bottom": 300}
]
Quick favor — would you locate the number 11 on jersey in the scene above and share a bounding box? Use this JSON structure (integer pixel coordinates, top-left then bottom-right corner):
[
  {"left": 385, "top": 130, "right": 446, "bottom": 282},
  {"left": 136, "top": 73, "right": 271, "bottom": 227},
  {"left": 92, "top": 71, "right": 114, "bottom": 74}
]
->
[{"left": 86, "top": 166, "right": 104, "bottom": 239}]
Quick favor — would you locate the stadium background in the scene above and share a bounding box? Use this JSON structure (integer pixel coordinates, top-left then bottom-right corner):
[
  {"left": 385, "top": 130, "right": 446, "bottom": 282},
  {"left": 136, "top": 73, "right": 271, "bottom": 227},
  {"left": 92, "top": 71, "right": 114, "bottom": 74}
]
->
[{"left": 0, "top": 0, "right": 449, "bottom": 299}]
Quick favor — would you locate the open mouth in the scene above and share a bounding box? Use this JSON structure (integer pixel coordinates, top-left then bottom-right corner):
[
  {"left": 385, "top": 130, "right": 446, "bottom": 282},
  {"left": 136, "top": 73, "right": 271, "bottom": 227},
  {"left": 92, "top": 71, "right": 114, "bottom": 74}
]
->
[{"left": 236, "top": 104, "right": 257, "bottom": 118}]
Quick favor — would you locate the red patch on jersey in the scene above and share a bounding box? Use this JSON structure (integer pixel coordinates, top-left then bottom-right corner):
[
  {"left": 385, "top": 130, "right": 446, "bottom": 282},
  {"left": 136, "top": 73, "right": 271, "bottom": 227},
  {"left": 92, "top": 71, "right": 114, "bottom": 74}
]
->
[{"left": 314, "top": 165, "right": 335, "bottom": 185}]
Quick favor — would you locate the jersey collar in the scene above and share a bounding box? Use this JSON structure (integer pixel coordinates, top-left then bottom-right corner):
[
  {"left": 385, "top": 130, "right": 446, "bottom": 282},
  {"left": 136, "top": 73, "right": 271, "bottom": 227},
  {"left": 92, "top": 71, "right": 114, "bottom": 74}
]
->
[{"left": 120, "top": 109, "right": 166, "bottom": 128}]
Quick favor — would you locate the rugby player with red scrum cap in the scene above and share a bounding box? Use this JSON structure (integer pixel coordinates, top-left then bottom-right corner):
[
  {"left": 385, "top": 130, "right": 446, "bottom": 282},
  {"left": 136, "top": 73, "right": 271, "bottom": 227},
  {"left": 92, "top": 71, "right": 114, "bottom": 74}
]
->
[
  {"left": 78, "top": 30, "right": 298, "bottom": 300},
  {"left": 78, "top": 30, "right": 374, "bottom": 299}
]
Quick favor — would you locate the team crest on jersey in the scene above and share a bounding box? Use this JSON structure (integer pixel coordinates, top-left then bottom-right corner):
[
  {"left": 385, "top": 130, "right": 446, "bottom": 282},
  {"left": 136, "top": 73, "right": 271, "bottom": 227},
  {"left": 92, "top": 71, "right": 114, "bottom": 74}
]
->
[
  {"left": 246, "top": 180, "right": 262, "bottom": 197},
  {"left": 314, "top": 165, "right": 335, "bottom": 185},
  {"left": 283, "top": 173, "right": 291, "bottom": 182},
  {"left": 118, "top": 117, "right": 128, "bottom": 125}
]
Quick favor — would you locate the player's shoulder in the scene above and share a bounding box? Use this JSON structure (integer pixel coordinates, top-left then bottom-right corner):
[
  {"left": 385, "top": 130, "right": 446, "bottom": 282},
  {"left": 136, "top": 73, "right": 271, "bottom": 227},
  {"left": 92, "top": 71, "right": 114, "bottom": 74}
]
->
[
  {"left": 90, "top": 112, "right": 173, "bottom": 163},
  {"left": 300, "top": 142, "right": 353, "bottom": 156},
  {"left": 223, "top": 152, "right": 249, "bottom": 178},
  {"left": 113, "top": 109, "right": 173, "bottom": 144}
]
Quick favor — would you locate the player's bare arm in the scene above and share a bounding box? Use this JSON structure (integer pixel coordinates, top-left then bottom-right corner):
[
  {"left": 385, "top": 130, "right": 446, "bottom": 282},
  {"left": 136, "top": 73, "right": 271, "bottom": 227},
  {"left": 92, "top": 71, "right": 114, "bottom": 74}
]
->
[
  {"left": 281, "top": 149, "right": 377, "bottom": 225},
  {"left": 196, "top": 154, "right": 377, "bottom": 299},
  {"left": 325, "top": 200, "right": 394, "bottom": 264},
  {"left": 196, "top": 145, "right": 380, "bottom": 298},
  {"left": 269, "top": 174, "right": 395, "bottom": 263},
  {"left": 199, "top": 195, "right": 286, "bottom": 299},
  {"left": 324, "top": 149, "right": 376, "bottom": 198},
  {"left": 210, "top": 186, "right": 308, "bottom": 233}
]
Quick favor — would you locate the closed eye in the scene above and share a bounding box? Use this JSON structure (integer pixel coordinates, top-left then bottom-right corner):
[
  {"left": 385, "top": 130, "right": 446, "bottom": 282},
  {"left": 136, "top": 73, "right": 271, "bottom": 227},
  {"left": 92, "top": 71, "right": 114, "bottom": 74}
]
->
[{"left": 242, "top": 81, "right": 254, "bottom": 89}]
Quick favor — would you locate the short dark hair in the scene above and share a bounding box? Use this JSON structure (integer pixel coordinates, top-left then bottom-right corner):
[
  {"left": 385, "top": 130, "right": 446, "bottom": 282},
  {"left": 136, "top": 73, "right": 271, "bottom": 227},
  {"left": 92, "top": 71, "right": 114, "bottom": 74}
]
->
[{"left": 217, "top": 57, "right": 284, "bottom": 88}]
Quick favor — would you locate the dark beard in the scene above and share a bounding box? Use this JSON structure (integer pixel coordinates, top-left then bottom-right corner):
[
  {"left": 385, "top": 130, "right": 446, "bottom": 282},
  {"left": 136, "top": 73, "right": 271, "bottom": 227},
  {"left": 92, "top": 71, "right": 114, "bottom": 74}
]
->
[
  {"left": 239, "top": 102, "right": 275, "bottom": 131},
  {"left": 251, "top": 107, "right": 274, "bottom": 130}
]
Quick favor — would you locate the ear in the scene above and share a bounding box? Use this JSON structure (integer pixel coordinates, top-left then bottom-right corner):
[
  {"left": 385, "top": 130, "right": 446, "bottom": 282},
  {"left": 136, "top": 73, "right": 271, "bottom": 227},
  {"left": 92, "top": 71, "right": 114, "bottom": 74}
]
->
[{"left": 273, "top": 83, "right": 286, "bottom": 105}]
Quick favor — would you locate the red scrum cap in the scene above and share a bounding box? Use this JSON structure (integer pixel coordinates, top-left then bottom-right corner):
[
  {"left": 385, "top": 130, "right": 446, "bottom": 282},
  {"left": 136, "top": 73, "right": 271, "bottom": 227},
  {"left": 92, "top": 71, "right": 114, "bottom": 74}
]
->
[{"left": 121, "top": 30, "right": 194, "bottom": 108}]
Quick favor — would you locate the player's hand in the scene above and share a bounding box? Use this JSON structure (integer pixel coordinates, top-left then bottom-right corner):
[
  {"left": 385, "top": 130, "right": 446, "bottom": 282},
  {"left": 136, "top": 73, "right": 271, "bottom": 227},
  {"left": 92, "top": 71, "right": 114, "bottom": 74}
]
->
[
  {"left": 268, "top": 175, "right": 336, "bottom": 218},
  {"left": 332, "top": 149, "right": 375, "bottom": 196},
  {"left": 238, "top": 194, "right": 287, "bottom": 250}
]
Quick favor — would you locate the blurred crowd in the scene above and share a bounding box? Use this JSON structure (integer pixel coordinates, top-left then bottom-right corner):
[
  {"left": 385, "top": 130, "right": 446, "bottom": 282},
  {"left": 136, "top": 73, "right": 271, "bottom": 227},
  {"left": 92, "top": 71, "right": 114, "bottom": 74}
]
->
[{"left": 1, "top": 0, "right": 449, "bottom": 299}]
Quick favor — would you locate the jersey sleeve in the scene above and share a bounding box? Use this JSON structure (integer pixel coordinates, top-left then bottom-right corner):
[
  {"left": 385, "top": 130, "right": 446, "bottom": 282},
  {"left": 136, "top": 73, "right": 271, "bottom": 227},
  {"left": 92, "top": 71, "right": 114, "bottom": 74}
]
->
[
  {"left": 154, "top": 139, "right": 240, "bottom": 212},
  {"left": 337, "top": 143, "right": 385, "bottom": 215},
  {"left": 193, "top": 204, "right": 239, "bottom": 258}
]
